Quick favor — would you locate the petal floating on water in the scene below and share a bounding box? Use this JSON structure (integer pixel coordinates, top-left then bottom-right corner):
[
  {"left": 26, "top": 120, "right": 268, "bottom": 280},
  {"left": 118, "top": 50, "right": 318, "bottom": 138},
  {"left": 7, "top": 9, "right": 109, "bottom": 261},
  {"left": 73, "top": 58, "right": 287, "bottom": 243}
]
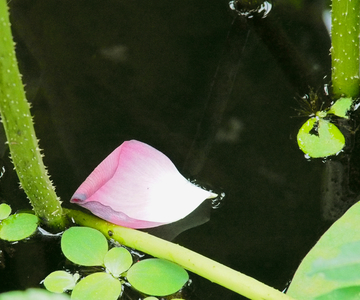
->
[{"left": 71, "top": 140, "right": 216, "bottom": 228}]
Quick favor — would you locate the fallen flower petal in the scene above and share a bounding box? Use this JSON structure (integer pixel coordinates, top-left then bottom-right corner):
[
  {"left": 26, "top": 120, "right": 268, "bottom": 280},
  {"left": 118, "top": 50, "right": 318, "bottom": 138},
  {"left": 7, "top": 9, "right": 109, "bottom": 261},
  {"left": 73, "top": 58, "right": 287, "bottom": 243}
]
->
[{"left": 70, "top": 140, "right": 217, "bottom": 228}]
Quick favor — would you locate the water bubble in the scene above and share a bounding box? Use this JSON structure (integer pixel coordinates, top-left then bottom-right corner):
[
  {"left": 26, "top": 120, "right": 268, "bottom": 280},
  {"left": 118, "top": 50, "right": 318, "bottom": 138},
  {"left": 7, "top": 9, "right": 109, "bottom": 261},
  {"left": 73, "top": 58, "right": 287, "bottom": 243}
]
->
[
  {"left": 0, "top": 165, "right": 5, "bottom": 179},
  {"left": 353, "top": 102, "right": 360, "bottom": 111},
  {"left": 211, "top": 192, "right": 225, "bottom": 209},
  {"left": 229, "top": 0, "right": 272, "bottom": 19},
  {"left": 324, "top": 83, "right": 329, "bottom": 96}
]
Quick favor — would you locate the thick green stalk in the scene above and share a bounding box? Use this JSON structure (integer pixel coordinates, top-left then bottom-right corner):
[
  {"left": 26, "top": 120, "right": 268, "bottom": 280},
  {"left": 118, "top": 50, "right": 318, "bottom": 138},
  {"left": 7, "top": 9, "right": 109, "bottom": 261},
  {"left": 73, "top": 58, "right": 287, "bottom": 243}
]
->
[
  {"left": 67, "top": 209, "right": 296, "bottom": 300},
  {"left": 0, "top": 0, "right": 65, "bottom": 229},
  {"left": 331, "top": 0, "right": 360, "bottom": 98}
]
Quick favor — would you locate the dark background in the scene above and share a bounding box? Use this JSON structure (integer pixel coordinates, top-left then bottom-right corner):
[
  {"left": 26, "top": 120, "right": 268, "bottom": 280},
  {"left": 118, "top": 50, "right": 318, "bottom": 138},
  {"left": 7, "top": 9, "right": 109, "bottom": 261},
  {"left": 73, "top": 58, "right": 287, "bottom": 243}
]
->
[{"left": 0, "top": 0, "right": 344, "bottom": 299}]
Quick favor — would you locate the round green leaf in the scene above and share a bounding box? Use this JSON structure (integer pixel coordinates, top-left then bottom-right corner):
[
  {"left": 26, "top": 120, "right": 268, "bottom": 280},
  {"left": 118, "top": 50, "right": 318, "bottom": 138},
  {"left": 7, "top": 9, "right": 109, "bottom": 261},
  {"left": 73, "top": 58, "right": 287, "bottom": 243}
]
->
[
  {"left": 127, "top": 258, "right": 189, "bottom": 296},
  {"left": 297, "top": 117, "right": 345, "bottom": 158},
  {"left": 328, "top": 97, "right": 353, "bottom": 119},
  {"left": 0, "top": 213, "right": 38, "bottom": 241},
  {"left": 44, "top": 270, "right": 79, "bottom": 293},
  {"left": 0, "top": 203, "right": 11, "bottom": 220},
  {"left": 61, "top": 227, "right": 108, "bottom": 266},
  {"left": 104, "top": 247, "right": 133, "bottom": 277},
  {"left": 71, "top": 272, "right": 122, "bottom": 300},
  {"left": 0, "top": 288, "right": 70, "bottom": 300},
  {"left": 143, "top": 297, "right": 158, "bottom": 300}
]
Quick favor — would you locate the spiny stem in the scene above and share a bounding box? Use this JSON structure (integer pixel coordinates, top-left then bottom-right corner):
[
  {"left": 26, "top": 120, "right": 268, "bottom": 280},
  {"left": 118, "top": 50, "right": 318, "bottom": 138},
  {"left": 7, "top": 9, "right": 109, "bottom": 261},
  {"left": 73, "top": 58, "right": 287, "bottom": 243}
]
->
[
  {"left": 0, "top": 0, "right": 65, "bottom": 230},
  {"left": 331, "top": 0, "right": 360, "bottom": 98},
  {"left": 66, "top": 209, "right": 296, "bottom": 300}
]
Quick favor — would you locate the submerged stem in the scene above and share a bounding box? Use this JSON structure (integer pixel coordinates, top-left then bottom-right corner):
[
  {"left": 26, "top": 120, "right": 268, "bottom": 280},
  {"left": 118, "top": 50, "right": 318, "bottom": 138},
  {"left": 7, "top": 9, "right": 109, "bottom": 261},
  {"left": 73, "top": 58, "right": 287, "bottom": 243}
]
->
[
  {"left": 67, "top": 209, "right": 296, "bottom": 300},
  {"left": 331, "top": 0, "right": 360, "bottom": 98},
  {"left": 0, "top": 0, "right": 65, "bottom": 230}
]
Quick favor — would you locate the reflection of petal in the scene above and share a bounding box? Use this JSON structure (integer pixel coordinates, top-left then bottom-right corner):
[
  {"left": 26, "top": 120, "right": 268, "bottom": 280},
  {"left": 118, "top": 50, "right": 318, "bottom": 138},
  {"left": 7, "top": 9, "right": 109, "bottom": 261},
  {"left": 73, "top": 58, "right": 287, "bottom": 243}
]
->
[{"left": 71, "top": 140, "right": 217, "bottom": 228}]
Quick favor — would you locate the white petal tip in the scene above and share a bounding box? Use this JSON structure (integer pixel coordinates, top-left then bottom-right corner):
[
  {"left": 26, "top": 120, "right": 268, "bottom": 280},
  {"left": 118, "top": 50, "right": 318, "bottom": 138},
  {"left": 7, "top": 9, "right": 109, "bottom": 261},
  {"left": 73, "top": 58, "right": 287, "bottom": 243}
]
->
[{"left": 207, "top": 192, "right": 218, "bottom": 199}]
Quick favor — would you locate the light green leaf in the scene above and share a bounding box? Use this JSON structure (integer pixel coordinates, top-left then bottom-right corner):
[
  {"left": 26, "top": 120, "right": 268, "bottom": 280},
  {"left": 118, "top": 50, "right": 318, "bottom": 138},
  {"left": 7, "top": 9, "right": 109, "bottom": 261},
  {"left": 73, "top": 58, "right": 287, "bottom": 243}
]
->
[
  {"left": 44, "top": 270, "right": 79, "bottom": 293},
  {"left": 104, "top": 247, "right": 132, "bottom": 277},
  {"left": 0, "top": 288, "right": 70, "bottom": 300},
  {"left": 314, "top": 286, "right": 360, "bottom": 300},
  {"left": 0, "top": 213, "right": 38, "bottom": 241},
  {"left": 287, "top": 201, "right": 360, "bottom": 299},
  {"left": 328, "top": 97, "right": 353, "bottom": 119},
  {"left": 71, "top": 272, "right": 122, "bottom": 300},
  {"left": 0, "top": 203, "right": 11, "bottom": 220},
  {"left": 127, "top": 258, "right": 189, "bottom": 296},
  {"left": 297, "top": 117, "right": 345, "bottom": 158},
  {"left": 308, "top": 240, "right": 360, "bottom": 281},
  {"left": 61, "top": 227, "right": 108, "bottom": 266}
]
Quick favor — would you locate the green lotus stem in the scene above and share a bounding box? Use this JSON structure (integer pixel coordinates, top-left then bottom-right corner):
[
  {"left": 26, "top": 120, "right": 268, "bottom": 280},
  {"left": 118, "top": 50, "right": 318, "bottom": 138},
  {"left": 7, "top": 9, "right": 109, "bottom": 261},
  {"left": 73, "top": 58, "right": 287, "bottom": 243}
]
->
[
  {"left": 331, "top": 0, "right": 360, "bottom": 98},
  {"left": 66, "top": 209, "right": 296, "bottom": 300},
  {"left": 0, "top": 0, "right": 65, "bottom": 229}
]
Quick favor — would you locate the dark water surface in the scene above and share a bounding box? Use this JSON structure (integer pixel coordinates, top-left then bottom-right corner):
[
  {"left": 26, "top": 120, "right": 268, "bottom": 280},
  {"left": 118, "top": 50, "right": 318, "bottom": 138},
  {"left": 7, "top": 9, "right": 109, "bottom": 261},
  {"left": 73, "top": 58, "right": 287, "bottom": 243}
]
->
[{"left": 0, "top": 1, "right": 351, "bottom": 299}]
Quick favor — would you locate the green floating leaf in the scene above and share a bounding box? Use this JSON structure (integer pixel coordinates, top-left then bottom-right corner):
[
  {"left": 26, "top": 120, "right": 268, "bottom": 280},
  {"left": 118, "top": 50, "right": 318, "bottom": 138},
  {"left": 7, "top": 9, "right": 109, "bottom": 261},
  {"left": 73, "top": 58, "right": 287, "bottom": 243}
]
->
[
  {"left": 0, "top": 213, "right": 38, "bottom": 241},
  {"left": 127, "top": 258, "right": 189, "bottom": 296},
  {"left": 61, "top": 227, "right": 108, "bottom": 266},
  {"left": 104, "top": 247, "right": 133, "bottom": 278},
  {"left": 328, "top": 97, "right": 353, "bottom": 119},
  {"left": 0, "top": 288, "right": 70, "bottom": 300},
  {"left": 315, "top": 286, "right": 360, "bottom": 300},
  {"left": 297, "top": 117, "right": 345, "bottom": 158},
  {"left": 309, "top": 240, "right": 360, "bottom": 281},
  {"left": 44, "top": 270, "right": 79, "bottom": 293},
  {"left": 71, "top": 272, "right": 122, "bottom": 300},
  {"left": 287, "top": 201, "right": 360, "bottom": 299},
  {"left": 0, "top": 203, "right": 11, "bottom": 220}
]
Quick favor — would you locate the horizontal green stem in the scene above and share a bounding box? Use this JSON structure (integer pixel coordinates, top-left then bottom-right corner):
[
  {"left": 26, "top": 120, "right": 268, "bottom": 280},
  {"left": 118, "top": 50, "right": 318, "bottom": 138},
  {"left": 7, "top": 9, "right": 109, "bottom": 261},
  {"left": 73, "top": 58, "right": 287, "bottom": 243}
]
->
[
  {"left": 331, "top": 0, "right": 360, "bottom": 98},
  {"left": 0, "top": 0, "right": 65, "bottom": 230},
  {"left": 66, "top": 209, "right": 296, "bottom": 300}
]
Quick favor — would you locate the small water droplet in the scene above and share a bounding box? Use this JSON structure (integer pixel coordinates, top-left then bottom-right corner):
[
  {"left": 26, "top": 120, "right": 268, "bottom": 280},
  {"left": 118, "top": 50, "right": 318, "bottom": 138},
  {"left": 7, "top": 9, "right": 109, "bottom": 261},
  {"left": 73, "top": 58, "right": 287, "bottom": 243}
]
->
[
  {"left": 323, "top": 84, "right": 329, "bottom": 96},
  {"left": 211, "top": 192, "right": 225, "bottom": 209},
  {"left": 229, "top": 0, "right": 272, "bottom": 19},
  {"left": 0, "top": 165, "right": 5, "bottom": 179}
]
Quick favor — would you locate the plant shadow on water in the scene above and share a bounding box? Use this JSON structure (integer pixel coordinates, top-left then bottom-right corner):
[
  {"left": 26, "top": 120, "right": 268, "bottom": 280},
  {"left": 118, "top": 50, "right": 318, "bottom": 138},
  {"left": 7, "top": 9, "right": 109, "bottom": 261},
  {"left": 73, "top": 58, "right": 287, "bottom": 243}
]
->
[{"left": 1, "top": 0, "right": 357, "bottom": 299}]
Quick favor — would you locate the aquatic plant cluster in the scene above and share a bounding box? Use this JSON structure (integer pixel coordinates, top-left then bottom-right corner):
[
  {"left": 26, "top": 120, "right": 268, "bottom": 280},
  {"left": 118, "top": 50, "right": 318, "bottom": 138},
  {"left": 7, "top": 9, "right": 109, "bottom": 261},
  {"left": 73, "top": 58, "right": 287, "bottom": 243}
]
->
[
  {"left": 297, "top": 96, "right": 355, "bottom": 158},
  {"left": 0, "top": 204, "right": 191, "bottom": 299},
  {"left": 44, "top": 227, "right": 189, "bottom": 300}
]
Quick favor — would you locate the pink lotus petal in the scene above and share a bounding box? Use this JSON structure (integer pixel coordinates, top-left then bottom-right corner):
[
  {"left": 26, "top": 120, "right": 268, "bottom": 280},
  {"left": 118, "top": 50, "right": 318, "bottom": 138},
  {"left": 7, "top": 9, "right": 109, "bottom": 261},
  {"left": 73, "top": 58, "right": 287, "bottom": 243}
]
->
[{"left": 70, "top": 140, "right": 216, "bottom": 228}]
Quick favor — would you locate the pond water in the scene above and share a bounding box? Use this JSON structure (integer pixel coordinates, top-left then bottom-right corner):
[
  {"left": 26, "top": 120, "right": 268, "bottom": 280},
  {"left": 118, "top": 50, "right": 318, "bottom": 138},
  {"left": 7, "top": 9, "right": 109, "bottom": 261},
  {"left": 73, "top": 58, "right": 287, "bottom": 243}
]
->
[{"left": 1, "top": 0, "right": 357, "bottom": 299}]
